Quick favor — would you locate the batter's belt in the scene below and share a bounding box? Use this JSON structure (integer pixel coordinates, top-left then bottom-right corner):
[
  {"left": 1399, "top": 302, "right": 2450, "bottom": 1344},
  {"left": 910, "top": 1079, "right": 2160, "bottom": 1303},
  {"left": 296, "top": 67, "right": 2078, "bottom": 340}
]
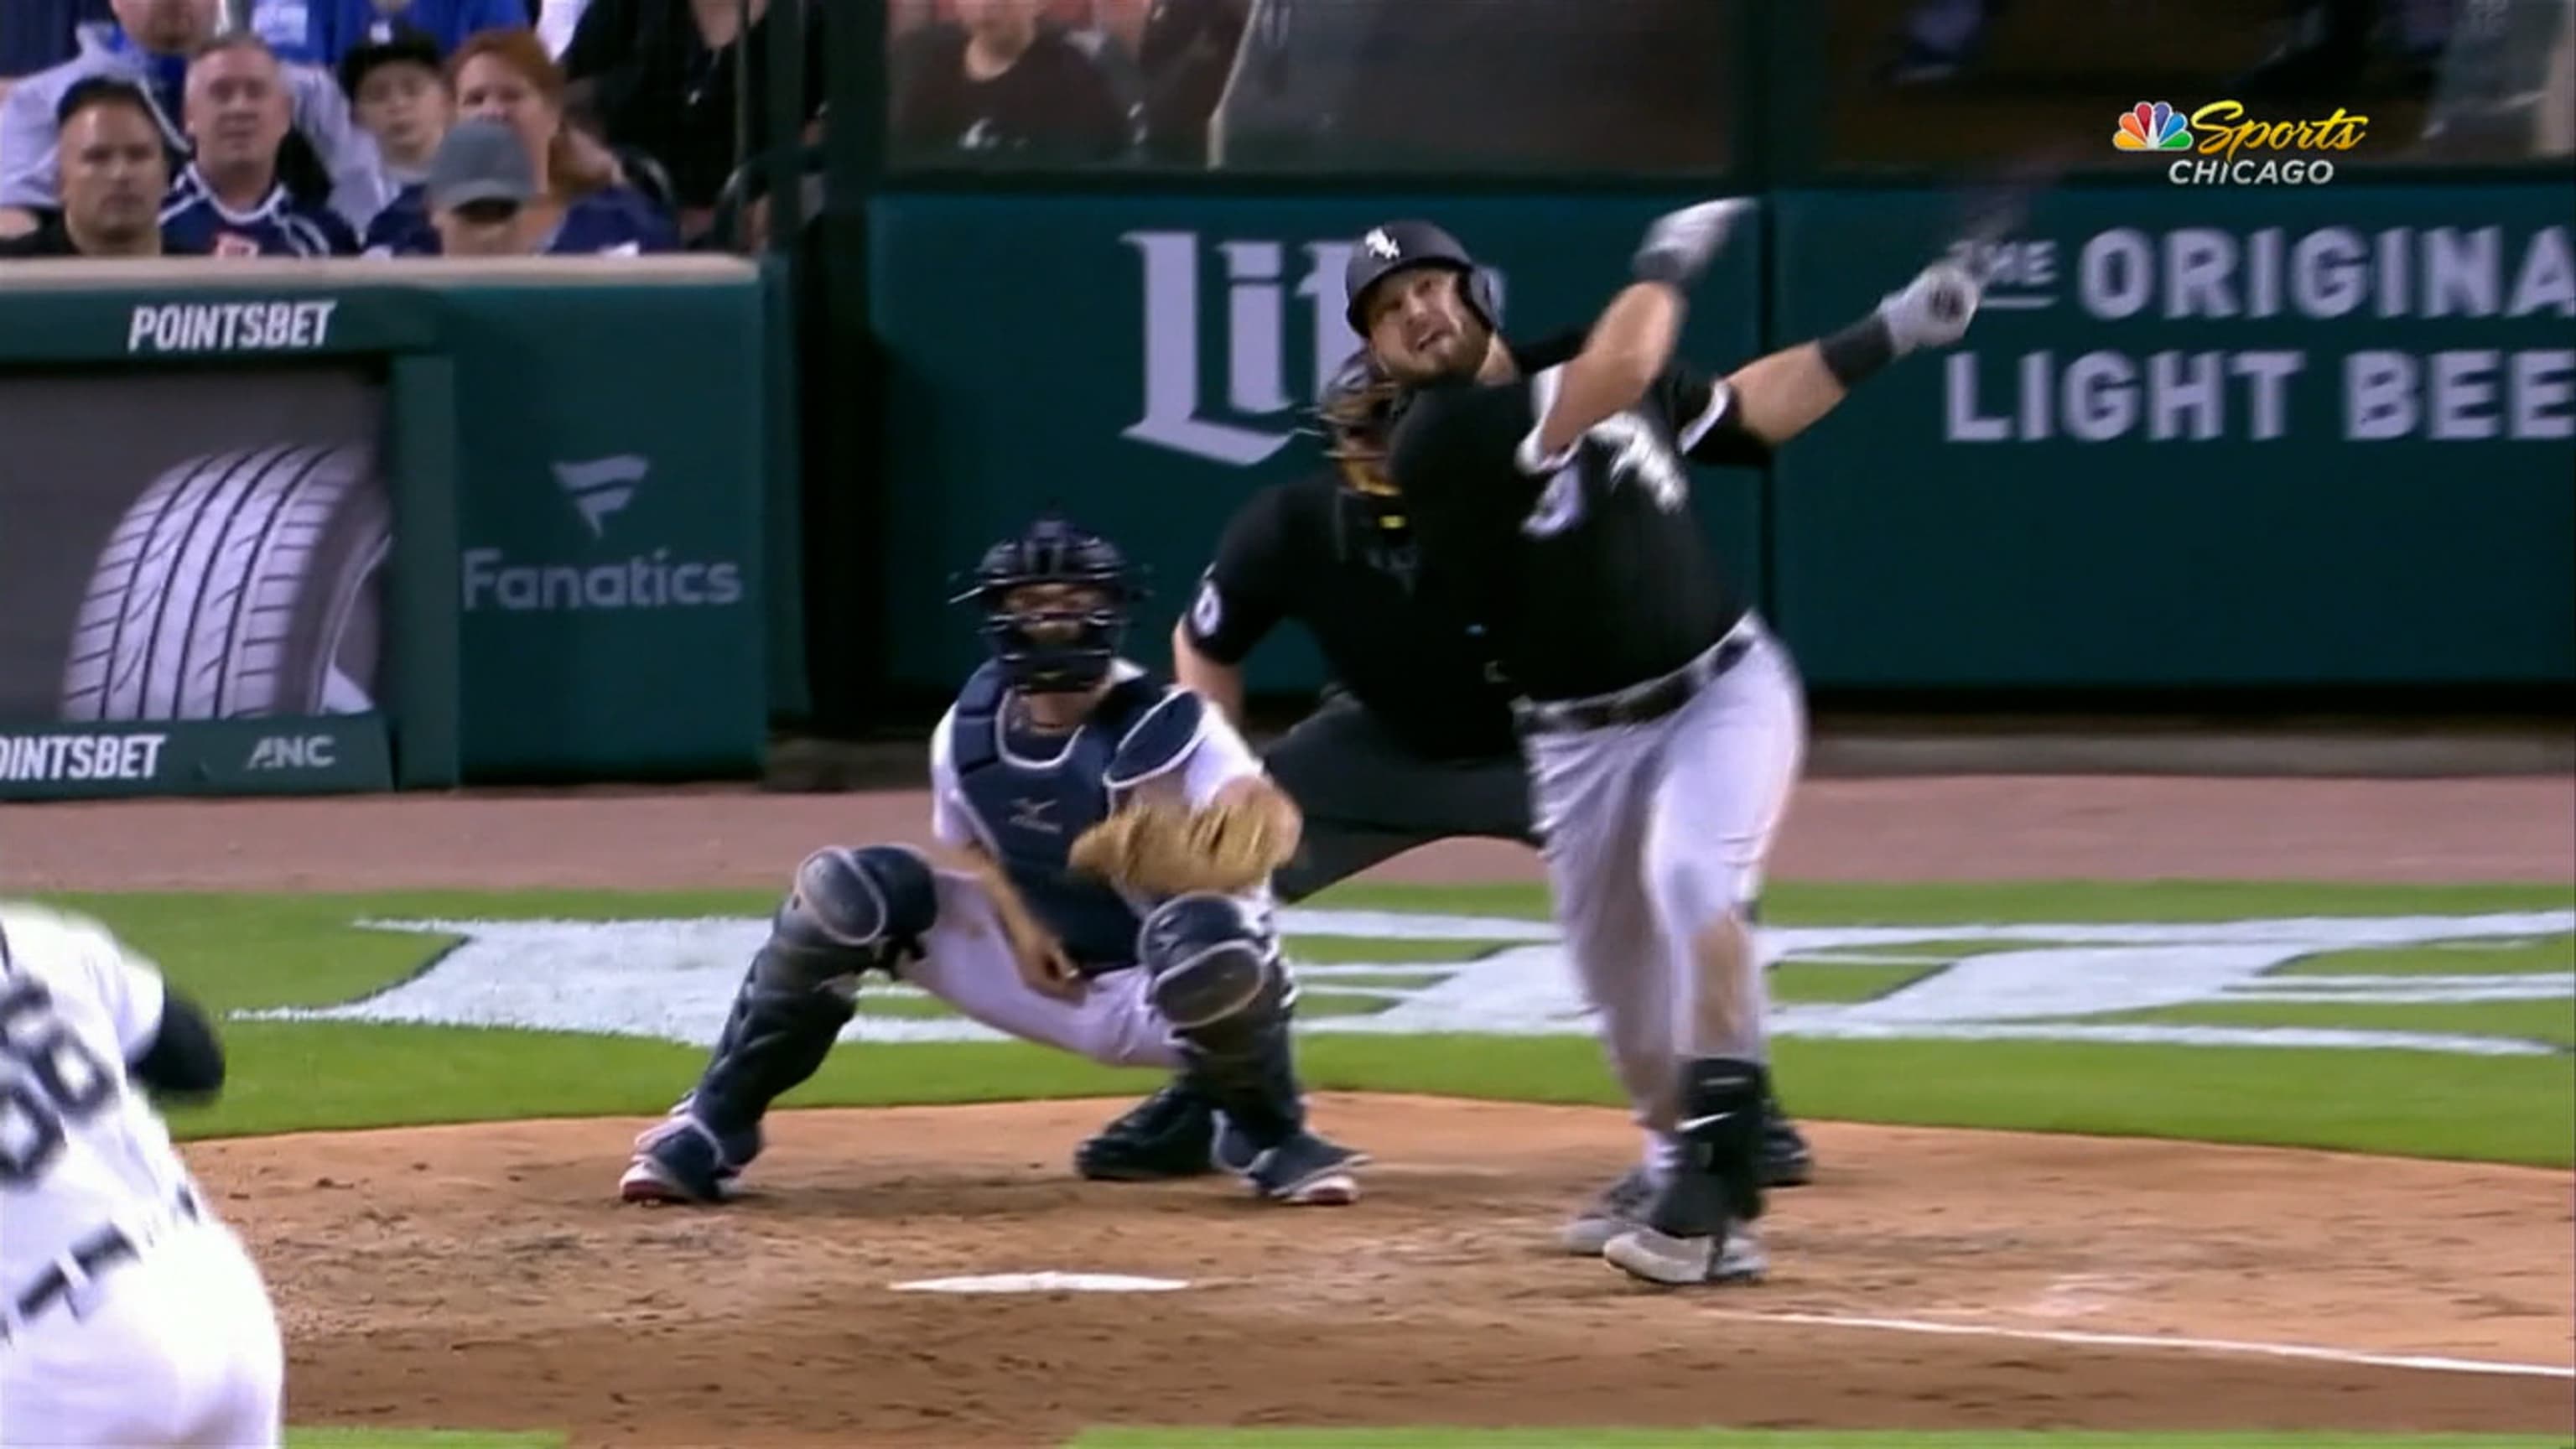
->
[
  {"left": 1510, "top": 618, "right": 1758, "bottom": 737},
  {"left": 1, "top": 1182, "right": 203, "bottom": 1345}
]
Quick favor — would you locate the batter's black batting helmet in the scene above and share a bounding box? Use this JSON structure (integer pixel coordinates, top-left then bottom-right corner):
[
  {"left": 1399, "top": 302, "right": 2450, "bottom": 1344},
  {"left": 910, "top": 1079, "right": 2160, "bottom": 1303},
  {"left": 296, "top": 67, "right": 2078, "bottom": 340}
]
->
[
  {"left": 948, "top": 508, "right": 1143, "bottom": 693},
  {"left": 1343, "top": 220, "right": 1502, "bottom": 336}
]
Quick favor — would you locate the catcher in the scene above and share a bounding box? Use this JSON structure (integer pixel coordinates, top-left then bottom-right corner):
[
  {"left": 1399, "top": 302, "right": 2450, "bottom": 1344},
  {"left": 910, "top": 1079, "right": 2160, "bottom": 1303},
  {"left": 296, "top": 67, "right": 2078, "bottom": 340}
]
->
[{"left": 618, "top": 509, "right": 1367, "bottom": 1208}]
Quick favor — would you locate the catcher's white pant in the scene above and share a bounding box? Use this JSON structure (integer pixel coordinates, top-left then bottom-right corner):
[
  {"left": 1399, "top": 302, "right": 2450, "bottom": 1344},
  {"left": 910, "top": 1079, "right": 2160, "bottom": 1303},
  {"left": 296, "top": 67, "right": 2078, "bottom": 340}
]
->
[
  {"left": 0, "top": 1215, "right": 284, "bottom": 1448},
  {"left": 898, "top": 870, "right": 1188, "bottom": 1069}
]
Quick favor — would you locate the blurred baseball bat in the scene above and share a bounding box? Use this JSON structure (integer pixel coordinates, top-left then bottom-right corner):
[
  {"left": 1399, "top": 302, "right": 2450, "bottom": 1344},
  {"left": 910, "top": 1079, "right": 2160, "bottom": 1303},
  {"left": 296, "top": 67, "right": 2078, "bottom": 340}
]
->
[{"left": 1944, "top": 140, "right": 2083, "bottom": 273}]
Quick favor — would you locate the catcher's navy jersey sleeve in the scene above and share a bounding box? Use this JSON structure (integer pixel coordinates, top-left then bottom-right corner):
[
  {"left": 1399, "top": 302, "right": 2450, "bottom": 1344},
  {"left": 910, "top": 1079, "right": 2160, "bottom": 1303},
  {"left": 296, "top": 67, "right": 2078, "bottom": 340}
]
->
[{"left": 1182, "top": 486, "right": 1297, "bottom": 666}]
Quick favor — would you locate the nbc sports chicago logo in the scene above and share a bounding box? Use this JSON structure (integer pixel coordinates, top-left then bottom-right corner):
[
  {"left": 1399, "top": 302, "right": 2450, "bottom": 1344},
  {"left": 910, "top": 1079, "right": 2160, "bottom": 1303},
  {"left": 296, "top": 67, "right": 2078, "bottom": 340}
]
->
[{"left": 2113, "top": 99, "right": 2367, "bottom": 185}]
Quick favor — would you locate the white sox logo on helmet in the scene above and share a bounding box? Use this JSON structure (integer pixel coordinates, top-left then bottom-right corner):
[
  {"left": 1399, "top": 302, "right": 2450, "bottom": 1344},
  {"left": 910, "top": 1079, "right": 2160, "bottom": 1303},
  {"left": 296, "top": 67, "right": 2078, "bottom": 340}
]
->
[{"left": 1362, "top": 228, "right": 1400, "bottom": 260}]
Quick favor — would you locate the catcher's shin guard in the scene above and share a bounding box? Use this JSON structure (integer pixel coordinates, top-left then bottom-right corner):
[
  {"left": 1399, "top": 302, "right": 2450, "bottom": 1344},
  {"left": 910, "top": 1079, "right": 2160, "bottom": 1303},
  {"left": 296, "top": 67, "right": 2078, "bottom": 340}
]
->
[
  {"left": 1137, "top": 896, "right": 1367, "bottom": 1202},
  {"left": 1140, "top": 894, "right": 1309, "bottom": 1150},
  {"left": 630, "top": 846, "right": 935, "bottom": 1202}
]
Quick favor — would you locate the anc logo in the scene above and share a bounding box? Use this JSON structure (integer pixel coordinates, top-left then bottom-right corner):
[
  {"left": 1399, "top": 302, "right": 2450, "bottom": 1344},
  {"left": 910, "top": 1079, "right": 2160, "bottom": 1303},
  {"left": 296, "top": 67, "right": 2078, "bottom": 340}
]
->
[{"left": 2115, "top": 101, "right": 2194, "bottom": 151}]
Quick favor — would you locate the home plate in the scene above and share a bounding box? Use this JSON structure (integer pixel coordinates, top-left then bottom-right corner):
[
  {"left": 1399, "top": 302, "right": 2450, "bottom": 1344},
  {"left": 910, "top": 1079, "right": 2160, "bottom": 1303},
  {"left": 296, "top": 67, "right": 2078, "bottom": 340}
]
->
[{"left": 891, "top": 1272, "right": 1193, "bottom": 1295}]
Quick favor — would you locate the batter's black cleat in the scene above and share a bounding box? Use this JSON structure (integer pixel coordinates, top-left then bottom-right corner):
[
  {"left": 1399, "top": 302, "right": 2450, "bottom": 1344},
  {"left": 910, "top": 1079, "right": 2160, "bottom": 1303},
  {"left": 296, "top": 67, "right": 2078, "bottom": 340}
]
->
[
  {"left": 1763, "top": 1098, "right": 1816, "bottom": 1188},
  {"left": 1072, "top": 1082, "right": 1220, "bottom": 1182},
  {"left": 1606, "top": 1057, "right": 1770, "bottom": 1288}
]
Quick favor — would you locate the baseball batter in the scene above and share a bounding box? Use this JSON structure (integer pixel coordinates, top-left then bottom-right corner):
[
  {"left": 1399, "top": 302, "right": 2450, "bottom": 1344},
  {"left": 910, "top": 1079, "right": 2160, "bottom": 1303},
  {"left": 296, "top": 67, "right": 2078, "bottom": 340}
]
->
[
  {"left": 1081, "top": 225, "right": 1967, "bottom": 1206},
  {"left": 1334, "top": 204, "right": 1983, "bottom": 1285},
  {"left": 1, "top": 901, "right": 284, "bottom": 1447},
  {"left": 621, "top": 510, "right": 1368, "bottom": 1208}
]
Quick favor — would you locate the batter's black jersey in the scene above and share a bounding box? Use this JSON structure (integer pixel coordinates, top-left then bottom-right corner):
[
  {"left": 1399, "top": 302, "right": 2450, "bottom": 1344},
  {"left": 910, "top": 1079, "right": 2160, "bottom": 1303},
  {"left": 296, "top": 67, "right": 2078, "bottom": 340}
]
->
[
  {"left": 1182, "top": 470, "right": 1522, "bottom": 759},
  {"left": 1385, "top": 359, "right": 1768, "bottom": 703}
]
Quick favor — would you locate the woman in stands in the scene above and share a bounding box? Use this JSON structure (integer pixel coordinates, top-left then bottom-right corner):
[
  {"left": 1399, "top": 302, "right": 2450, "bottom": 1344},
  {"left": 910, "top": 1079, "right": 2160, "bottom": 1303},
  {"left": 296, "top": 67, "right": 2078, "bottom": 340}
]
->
[{"left": 365, "top": 25, "right": 677, "bottom": 255}]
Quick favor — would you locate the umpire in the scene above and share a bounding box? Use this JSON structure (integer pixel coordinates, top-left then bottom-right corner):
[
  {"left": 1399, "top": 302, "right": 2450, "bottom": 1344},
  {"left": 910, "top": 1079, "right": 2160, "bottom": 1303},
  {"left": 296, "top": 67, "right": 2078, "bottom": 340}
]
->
[{"left": 1070, "top": 322, "right": 1816, "bottom": 1192}]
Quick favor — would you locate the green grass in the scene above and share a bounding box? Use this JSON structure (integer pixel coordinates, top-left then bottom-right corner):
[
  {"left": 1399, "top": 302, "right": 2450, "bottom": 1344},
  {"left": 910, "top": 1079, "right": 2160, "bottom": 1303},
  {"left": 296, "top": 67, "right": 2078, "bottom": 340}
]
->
[
  {"left": 1066, "top": 1423, "right": 2576, "bottom": 1433},
  {"left": 2079, "top": 999, "right": 2576, "bottom": 1048},
  {"left": 2275, "top": 937, "right": 2575, "bottom": 977},
  {"left": 30, "top": 881, "right": 2568, "bottom": 1166},
  {"left": 285, "top": 1431, "right": 561, "bottom": 1448},
  {"left": 1769, "top": 961, "right": 1940, "bottom": 1004}
]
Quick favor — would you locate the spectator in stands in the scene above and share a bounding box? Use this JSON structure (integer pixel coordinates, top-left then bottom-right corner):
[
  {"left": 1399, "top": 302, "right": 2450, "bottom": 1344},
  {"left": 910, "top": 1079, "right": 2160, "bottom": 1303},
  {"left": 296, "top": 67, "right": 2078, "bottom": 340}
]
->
[
  {"left": 388, "top": 112, "right": 660, "bottom": 254},
  {"left": 249, "top": 0, "right": 537, "bottom": 69},
  {"left": 3, "top": 1, "right": 117, "bottom": 87},
  {"left": 0, "top": 76, "right": 204, "bottom": 256},
  {"left": 558, "top": 0, "right": 828, "bottom": 235},
  {"left": 0, "top": 0, "right": 392, "bottom": 240},
  {"left": 340, "top": 25, "right": 451, "bottom": 213},
  {"left": 362, "top": 26, "right": 674, "bottom": 253},
  {"left": 1134, "top": 0, "right": 1243, "bottom": 164},
  {"left": 890, "top": 0, "right": 1131, "bottom": 164},
  {"left": 164, "top": 33, "right": 358, "bottom": 255}
]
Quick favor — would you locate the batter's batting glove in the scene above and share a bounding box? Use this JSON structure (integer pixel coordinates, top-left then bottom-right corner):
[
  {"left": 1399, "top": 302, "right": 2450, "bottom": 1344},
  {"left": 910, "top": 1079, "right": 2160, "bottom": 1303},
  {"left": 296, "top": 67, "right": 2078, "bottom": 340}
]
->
[
  {"left": 1630, "top": 198, "right": 1755, "bottom": 291},
  {"left": 1876, "top": 259, "right": 1983, "bottom": 354}
]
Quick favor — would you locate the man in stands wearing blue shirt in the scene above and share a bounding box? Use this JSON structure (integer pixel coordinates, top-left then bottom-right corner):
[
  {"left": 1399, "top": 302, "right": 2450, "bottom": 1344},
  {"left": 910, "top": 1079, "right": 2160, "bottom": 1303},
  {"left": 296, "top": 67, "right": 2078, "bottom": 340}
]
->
[
  {"left": 249, "top": 0, "right": 532, "bottom": 68},
  {"left": 0, "top": 0, "right": 391, "bottom": 238},
  {"left": 161, "top": 33, "right": 356, "bottom": 254}
]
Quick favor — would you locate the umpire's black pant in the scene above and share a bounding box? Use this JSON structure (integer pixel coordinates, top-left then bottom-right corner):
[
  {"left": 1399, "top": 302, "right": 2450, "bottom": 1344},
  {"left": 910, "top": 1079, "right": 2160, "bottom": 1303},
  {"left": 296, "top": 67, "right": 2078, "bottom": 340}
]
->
[{"left": 1257, "top": 688, "right": 1540, "bottom": 904}]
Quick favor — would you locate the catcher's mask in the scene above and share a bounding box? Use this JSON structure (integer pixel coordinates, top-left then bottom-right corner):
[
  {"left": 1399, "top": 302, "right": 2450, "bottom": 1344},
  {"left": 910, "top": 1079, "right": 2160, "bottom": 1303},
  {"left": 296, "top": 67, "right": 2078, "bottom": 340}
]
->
[
  {"left": 1311, "top": 348, "right": 1411, "bottom": 531},
  {"left": 948, "top": 509, "right": 1142, "bottom": 694}
]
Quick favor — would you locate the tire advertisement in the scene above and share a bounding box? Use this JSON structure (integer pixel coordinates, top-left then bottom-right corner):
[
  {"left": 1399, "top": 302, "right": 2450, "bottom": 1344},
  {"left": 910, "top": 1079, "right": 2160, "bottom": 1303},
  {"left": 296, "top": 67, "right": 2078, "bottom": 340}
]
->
[{"left": 0, "top": 367, "right": 395, "bottom": 799}]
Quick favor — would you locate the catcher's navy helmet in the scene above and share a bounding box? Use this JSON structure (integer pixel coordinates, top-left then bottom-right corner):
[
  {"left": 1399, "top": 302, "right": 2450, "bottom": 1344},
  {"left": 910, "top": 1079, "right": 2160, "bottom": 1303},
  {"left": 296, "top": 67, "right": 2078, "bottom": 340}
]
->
[
  {"left": 1343, "top": 220, "right": 1502, "bottom": 336},
  {"left": 948, "top": 509, "right": 1142, "bottom": 693}
]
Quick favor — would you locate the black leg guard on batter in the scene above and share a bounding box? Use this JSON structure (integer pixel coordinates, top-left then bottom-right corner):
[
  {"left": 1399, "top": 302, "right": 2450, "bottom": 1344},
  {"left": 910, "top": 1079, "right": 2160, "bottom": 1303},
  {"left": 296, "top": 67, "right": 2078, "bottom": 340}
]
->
[
  {"left": 1646, "top": 1057, "right": 1770, "bottom": 1237},
  {"left": 1140, "top": 894, "right": 1308, "bottom": 1153},
  {"left": 683, "top": 846, "right": 937, "bottom": 1158}
]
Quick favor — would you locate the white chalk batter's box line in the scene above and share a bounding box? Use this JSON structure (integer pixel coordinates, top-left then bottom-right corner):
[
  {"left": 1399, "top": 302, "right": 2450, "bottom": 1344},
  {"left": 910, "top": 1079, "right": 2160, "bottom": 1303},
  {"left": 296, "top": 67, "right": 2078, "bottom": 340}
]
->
[{"left": 1697, "top": 1308, "right": 2576, "bottom": 1380}]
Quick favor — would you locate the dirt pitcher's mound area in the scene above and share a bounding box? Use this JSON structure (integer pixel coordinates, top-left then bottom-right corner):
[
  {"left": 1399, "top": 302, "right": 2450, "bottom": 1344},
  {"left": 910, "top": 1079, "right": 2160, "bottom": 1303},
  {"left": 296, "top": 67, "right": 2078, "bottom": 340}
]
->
[{"left": 198, "top": 1094, "right": 2573, "bottom": 1449}]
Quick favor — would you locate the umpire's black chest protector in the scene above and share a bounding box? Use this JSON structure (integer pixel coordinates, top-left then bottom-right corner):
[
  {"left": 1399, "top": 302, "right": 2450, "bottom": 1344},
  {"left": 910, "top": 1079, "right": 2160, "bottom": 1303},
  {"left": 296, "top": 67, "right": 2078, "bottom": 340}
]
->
[{"left": 948, "top": 662, "right": 1178, "bottom": 972}]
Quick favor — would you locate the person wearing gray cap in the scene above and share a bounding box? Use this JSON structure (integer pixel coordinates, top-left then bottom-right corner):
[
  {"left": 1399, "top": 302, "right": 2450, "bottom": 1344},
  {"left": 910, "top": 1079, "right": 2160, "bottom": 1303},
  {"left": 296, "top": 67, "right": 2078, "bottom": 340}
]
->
[
  {"left": 394, "top": 112, "right": 660, "bottom": 257},
  {"left": 420, "top": 112, "right": 537, "bottom": 255}
]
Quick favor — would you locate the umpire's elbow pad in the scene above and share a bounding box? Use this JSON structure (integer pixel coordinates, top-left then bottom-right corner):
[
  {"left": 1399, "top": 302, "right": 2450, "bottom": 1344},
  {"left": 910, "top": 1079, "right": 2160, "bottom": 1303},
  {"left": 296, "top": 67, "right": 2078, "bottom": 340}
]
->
[{"left": 131, "top": 989, "right": 227, "bottom": 1099}]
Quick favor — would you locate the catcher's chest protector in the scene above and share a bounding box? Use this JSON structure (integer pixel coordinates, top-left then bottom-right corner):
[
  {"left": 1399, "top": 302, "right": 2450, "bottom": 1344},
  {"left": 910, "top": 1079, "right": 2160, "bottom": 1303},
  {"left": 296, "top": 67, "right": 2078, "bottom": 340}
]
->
[{"left": 949, "top": 663, "right": 1173, "bottom": 971}]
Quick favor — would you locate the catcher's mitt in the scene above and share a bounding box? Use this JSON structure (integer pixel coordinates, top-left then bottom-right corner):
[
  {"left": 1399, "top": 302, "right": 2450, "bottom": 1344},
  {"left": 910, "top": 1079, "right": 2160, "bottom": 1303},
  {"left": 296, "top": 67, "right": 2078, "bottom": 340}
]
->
[{"left": 1068, "top": 788, "right": 1301, "bottom": 897}]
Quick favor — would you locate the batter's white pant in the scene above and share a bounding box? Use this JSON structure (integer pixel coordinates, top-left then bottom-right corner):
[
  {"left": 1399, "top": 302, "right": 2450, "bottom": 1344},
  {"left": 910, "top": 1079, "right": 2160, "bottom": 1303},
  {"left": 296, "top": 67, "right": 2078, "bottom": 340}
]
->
[
  {"left": 1, "top": 1216, "right": 284, "bottom": 1448},
  {"left": 1519, "top": 615, "right": 1807, "bottom": 1156},
  {"left": 900, "top": 870, "right": 1190, "bottom": 1070}
]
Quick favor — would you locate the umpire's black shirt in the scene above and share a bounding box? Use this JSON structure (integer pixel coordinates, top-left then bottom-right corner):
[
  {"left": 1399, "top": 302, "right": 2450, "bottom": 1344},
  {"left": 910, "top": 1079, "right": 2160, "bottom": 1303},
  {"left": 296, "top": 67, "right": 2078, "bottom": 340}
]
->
[
  {"left": 1182, "top": 470, "right": 1523, "bottom": 760},
  {"left": 1385, "top": 356, "right": 1768, "bottom": 703}
]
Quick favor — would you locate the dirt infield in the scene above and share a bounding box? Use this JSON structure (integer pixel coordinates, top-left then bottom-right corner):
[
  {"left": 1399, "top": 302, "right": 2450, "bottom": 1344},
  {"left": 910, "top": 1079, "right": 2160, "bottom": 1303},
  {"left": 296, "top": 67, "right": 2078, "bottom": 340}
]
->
[
  {"left": 203, "top": 1098, "right": 2573, "bottom": 1448},
  {"left": 10, "top": 774, "right": 2573, "bottom": 1446}
]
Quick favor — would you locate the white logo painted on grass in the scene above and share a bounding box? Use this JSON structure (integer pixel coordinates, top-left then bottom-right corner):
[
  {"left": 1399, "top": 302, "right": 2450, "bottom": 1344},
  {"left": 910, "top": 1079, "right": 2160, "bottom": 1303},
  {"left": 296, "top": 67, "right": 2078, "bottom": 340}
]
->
[{"left": 238, "top": 908, "right": 2574, "bottom": 1057}]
